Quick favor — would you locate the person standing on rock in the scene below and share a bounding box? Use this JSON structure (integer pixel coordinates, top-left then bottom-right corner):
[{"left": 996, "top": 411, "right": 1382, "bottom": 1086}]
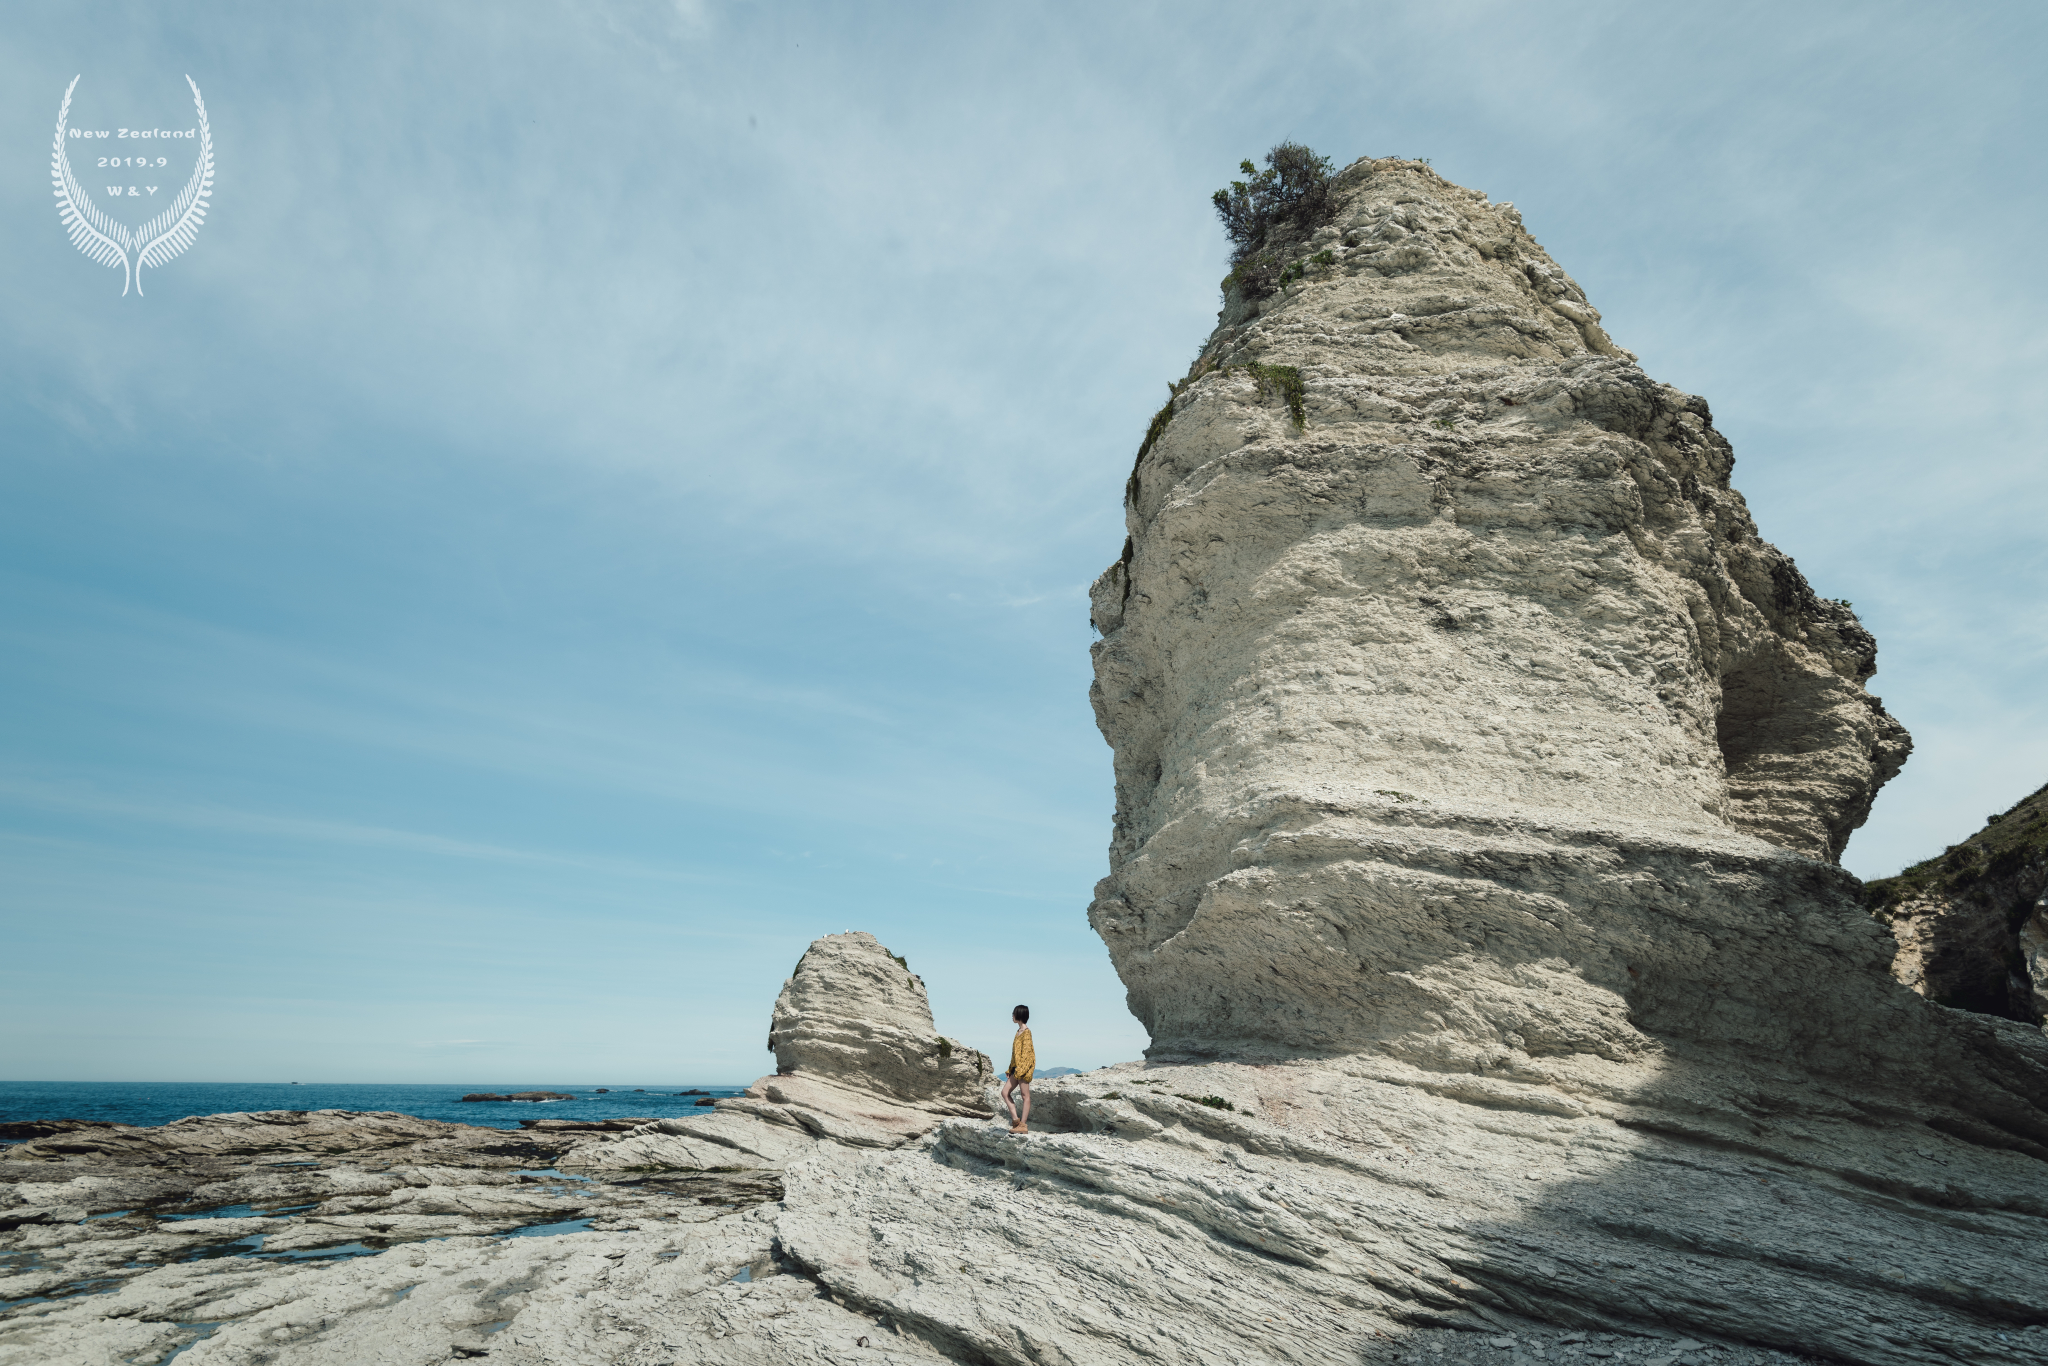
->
[{"left": 1002, "top": 1004, "right": 1034, "bottom": 1134}]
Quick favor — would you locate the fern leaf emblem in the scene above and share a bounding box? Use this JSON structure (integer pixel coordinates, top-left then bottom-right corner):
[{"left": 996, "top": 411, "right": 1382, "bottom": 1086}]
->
[{"left": 50, "top": 76, "right": 215, "bottom": 297}]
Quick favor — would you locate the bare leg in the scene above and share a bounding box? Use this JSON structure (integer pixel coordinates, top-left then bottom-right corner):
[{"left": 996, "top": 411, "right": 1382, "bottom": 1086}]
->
[
  {"left": 1000, "top": 1076, "right": 1019, "bottom": 1127},
  {"left": 1016, "top": 1082, "right": 1030, "bottom": 1133}
]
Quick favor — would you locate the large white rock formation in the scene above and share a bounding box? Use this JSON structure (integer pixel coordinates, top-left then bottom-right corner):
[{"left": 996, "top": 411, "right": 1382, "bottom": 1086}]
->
[{"left": 776, "top": 158, "right": 2048, "bottom": 1365}]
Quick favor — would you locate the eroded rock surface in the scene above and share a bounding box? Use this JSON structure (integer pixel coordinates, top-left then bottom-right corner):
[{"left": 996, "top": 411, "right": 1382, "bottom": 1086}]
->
[
  {"left": 0, "top": 1108, "right": 780, "bottom": 1364},
  {"left": 771, "top": 933, "right": 991, "bottom": 1112}
]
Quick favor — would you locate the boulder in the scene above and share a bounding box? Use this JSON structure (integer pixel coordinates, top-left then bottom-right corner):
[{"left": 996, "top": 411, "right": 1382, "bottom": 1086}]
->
[
  {"left": 768, "top": 932, "right": 991, "bottom": 1113},
  {"left": 564, "top": 932, "right": 992, "bottom": 1174}
]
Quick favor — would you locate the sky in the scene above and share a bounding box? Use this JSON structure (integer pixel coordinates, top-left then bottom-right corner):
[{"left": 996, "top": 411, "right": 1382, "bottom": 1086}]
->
[{"left": 2, "top": 1, "right": 2042, "bottom": 1084}]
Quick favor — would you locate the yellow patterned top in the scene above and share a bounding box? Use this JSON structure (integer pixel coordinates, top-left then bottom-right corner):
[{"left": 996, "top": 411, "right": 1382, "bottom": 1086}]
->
[{"left": 1008, "top": 1026, "right": 1035, "bottom": 1081}]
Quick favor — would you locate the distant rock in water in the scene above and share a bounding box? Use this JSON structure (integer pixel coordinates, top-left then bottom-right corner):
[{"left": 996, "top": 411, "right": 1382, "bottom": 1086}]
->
[
  {"left": 457, "top": 1091, "right": 575, "bottom": 1103},
  {"left": 1866, "top": 779, "right": 2048, "bottom": 1022}
]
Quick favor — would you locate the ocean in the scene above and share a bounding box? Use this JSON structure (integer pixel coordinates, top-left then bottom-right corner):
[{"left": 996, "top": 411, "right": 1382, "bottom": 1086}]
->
[{"left": 0, "top": 1081, "right": 750, "bottom": 1134}]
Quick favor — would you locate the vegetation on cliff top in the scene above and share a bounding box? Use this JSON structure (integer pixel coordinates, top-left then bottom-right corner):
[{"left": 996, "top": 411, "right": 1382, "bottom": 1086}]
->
[
  {"left": 1213, "top": 142, "right": 1338, "bottom": 298},
  {"left": 1862, "top": 779, "right": 2048, "bottom": 912}
]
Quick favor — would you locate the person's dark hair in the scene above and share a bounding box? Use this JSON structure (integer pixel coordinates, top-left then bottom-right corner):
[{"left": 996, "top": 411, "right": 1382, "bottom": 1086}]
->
[{"left": 1013, "top": 1004, "right": 1029, "bottom": 1023}]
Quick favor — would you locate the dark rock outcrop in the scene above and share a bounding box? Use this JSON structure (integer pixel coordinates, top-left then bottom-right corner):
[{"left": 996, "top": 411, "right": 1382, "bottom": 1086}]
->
[{"left": 1866, "top": 779, "right": 2048, "bottom": 1022}]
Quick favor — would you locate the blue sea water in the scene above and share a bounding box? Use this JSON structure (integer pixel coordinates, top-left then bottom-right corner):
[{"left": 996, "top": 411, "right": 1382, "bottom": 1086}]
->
[{"left": 0, "top": 1081, "right": 749, "bottom": 1133}]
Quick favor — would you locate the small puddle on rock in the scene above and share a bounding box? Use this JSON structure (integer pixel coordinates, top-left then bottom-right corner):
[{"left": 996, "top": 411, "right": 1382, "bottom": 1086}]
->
[
  {"left": 511, "top": 1168, "right": 592, "bottom": 1183},
  {"left": 499, "top": 1217, "right": 594, "bottom": 1239},
  {"left": 174, "top": 1234, "right": 386, "bottom": 1266},
  {"left": 0, "top": 1274, "right": 130, "bottom": 1311},
  {"left": 178, "top": 1235, "right": 267, "bottom": 1263},
  {"left": 81, "top": 1209, "right": 133, "bottom": 1222},
  {"left": 161, "top": 1201, "right": 318, "bottom": 1223},
  {"left": 265, "top": 1241, "right": 382, "bottom": 1262},
  {"left": 161, "top": 1320, "right": 223, "bottom": 1362},
  {"left": 161, "top": 1204, "right": 260, "bottom": 1222},
  {"left": 729, "top": 1266, "right": 751, "bottom": 1284}
]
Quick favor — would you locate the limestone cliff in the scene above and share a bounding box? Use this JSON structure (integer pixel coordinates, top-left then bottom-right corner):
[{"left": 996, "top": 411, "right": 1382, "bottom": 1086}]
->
[
  {"left": 627, "top": 160, "right": 2047, "bottom": 1366},
  {"left": 1088, "top": 157, "right": 1935, "bottom": 1075}
]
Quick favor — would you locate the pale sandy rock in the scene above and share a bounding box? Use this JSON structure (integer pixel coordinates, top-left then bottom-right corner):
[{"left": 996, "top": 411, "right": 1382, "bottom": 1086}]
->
[
  {"left": 1090, "top": 157, "right": 1932, "bottom": 1071},
  {"left": 0, "top": 1106, "right": 780, "bottom": 1362},
  {"left": 1, "top": 934, "right": 996, "bottom": 1361},
  {"left": 762, "top": 1065, "right": 2048, "bottom": 1365}
]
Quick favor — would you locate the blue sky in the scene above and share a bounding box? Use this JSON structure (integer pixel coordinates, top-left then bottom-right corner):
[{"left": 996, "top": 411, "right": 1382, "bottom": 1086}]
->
[{"left": 2, "top": 2, "right": 2042, "bottom": 1083}]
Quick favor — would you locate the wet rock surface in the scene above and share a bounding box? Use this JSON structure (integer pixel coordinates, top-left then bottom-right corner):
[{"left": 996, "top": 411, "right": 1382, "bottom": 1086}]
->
[{"left": 0, "top": 1108, "right": 780, "bottom": 1328}]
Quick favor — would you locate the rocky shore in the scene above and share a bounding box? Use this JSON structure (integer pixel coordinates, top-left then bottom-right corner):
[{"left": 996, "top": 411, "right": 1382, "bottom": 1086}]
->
[{"left": 0, "top": 932, "right": 994, "bottom": 1365}]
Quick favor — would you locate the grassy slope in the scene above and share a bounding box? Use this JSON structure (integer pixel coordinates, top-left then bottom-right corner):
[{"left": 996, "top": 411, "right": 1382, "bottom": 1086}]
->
[{"left": 1862, "top": 780, "right": 2048, "bottom": 911}]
